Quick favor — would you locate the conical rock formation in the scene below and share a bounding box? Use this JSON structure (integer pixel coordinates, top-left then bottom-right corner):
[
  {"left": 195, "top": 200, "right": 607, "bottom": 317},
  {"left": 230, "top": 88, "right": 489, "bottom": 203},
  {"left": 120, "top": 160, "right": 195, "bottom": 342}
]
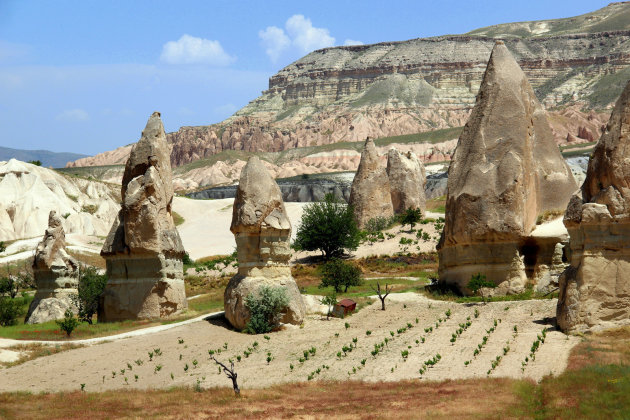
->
[
  {"left": 349, "top": 137, "right": 394, "bottom": 228},
  {"left": 557, "top": 79, "right": 630, "bottom": 333},
  {"left": 224, "top": 156, "right": 305, "bottom": 330},
  {"left": 99, "top": 112, "right": 187, "bottom": 321},
  {"left": 438, "top": 42, "right": 577, "bottom": 294},
  {"left": 25, "top": 210, "right": 79, "bottom": 324},
  {"left": 386, "top": 149, "right": 426, "bottom": 214}
]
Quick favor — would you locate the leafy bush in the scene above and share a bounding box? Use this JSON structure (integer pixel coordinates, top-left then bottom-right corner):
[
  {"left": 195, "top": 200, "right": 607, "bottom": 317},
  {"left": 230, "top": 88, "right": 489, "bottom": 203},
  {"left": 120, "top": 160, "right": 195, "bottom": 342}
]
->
[
  {"left": 244, "top": 285, "right": 289, "bottom": 334},
  {"left": 56, "top": 309, "right": 79, "bottom": 336},
  {"left": 319, "top": 259, "right": 362, "bottom": 293},
  {"left": 467, "top": 273, "right": 496, "bottom": 304},
  {"left": 364, "top": 215, "right": 398, "bottom": 233},
  {"left": 28, "top": 160, "right": 42, "bottom": 166},
  {"left": 81, "top": 204, "right": 98, "bottom": 214},
  {"left": 182, "top": 252, "right": 194, "bottom": 266},
  {"left": 72, "top": 266, "right": 107, "bottom": 324},
  {"left": 293, "top": 194, "right": 360, "bottom": 259},
  {"left": 0, "top": 296, "right": 25, "bottom": 326},
  {"left": 320, "top": 291, "right": 337, "bottom": 320},
  {"left": 400, "top": 207, "right": 422, "bottom": 230},
  {"left": 0, "top": 241, "right": 5, "bottom": 253}
]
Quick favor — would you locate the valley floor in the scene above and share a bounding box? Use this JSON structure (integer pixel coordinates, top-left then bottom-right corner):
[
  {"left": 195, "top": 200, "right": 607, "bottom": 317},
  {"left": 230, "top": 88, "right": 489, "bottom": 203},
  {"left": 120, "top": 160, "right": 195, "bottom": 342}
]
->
[{"left": 0, "top": 294, "right": 577, "bottom": 394}]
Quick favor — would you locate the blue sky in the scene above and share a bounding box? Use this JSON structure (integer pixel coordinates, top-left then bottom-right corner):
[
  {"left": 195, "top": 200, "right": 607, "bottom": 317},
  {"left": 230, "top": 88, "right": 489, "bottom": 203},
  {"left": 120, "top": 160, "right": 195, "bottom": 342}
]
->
[{"left": 0, "top": 0, "right": 612, "bottom": 155}]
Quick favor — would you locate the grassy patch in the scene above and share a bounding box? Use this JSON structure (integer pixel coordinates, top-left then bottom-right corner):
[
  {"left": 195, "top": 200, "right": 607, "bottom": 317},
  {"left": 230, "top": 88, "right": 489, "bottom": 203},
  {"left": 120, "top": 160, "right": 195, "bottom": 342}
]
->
[
  {"left": 172, "top": 211, "right": 185, "bottom": 226},
  {"left": 67, "top": 250, "right": 106, "bottom": 270},
  {"left": 426, "top": 196, "right": 446, "bottom": 213}
]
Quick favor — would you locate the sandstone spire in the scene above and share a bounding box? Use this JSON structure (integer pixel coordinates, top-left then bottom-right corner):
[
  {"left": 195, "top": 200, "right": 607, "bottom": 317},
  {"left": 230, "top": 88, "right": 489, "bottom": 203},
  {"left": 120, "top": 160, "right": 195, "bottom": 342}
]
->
[
  {"left": 25, "top": 210, "right": 79, "bottom": 324},
  {"left": 224, "top": 156, "right": 305, "bottom": 330},
  {"left": 386, "top": 149, "right": 426, "bottom": 214},
  {"left": 557, "top": 78, "right": 630, "bottom": 332},
  {"left": 349, "top": 137, "right": 394, "bottom": 228},
  {"left": 438, "top": 41, "right": 577, "bottom": 294},
  {"left": 99, "top": 112, "right": 187, "bottom": 321}
]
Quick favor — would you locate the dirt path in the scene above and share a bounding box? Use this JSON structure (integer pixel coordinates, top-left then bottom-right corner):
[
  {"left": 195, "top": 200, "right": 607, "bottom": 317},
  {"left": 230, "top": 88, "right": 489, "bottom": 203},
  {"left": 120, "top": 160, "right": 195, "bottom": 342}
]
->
[{"left": 0, "top": 295, "right": 579, "bottom": 393}]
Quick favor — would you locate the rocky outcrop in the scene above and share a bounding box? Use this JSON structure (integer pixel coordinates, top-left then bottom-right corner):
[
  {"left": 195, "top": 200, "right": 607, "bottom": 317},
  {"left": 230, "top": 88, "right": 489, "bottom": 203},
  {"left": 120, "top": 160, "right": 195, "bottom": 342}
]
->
[
  {"left": 67, "top": 4, "right": 626, "bottom": 172},
  {"left": 557, "top": 78, "right": 630, "bottom": 333},
  {"left": 0, "top": 159, "right": 119, "bottom": 241},
  {"left": 387, "top": 149, "right": 426, "bottom": 214},
  {"left": 438, "top": 42, "right": 577, "bottom": 294},
  {"left": 349, "top": 138, "right": 394, "bottom": 228},
  {"left": 25, "top": 211, "right": 79, "bottom": 324},
  {"left": 224, "top": 157, "right": 305, "bottom": 330},
  {"left": 99, "top": 112, "right": 187, "bottom": 322}
]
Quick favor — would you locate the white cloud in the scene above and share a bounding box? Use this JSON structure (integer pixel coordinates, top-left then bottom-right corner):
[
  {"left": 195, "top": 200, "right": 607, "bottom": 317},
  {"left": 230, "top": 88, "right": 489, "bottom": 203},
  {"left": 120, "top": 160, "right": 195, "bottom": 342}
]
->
[
  {"left": 344, "top": 39, "right": 364, "bottom": 46},
  {"left": 258, "top": 15, "right": 335, "bottom": 62},
  {"left": 285, "top": 15, "right": 335, "bottom": 53},
  {"left": 259, "top": 26, "right": 291, "bottom": 63},
  {"left": 160, "top": 34, "right": 235, "bottom": 66},
  {"left": 55, "top": 108, "right": 89, "bottom": 122}
]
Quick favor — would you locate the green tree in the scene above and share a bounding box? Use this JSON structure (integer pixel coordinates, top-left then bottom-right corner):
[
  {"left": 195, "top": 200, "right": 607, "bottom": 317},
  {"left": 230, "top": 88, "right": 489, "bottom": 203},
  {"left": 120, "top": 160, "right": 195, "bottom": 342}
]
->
[
  {"left": 28, "top": 160, "right": 42, "bottom": 166},
  {"left": 72, "top": 266, "right": 107, "bottom": 324},
  {"left": 244, "top": 286, "right": 289, "bottom": 334},
  {"left": 400, "top": 207, "right": 422, "bottom": 231},
  {"left": 0, "top": 241, "right": 6, "bottom": 253},
  {"left": 319, "top": 259, "right": 362, "bottom": 293},
  {"left": 320, "top": 291, "right": 337, "bottom": 320},
  {"left": 293, "top": 194, "right": 360, "bottom": 260},
  {"left": 0, "top": 296, "right": 24, "bottom": 326},
  {"left": 467, "top": 273, "right": 496, "bottom": 304},
  {"left": 56, "top": 309, "right": 80, "bottom": 336}
]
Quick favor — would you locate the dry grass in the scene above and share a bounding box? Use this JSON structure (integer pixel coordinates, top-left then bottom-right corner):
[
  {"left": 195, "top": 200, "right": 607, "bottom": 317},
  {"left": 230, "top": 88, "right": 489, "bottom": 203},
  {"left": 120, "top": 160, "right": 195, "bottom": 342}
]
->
[
  {"left": 0, "top": 378, "right": 521, "bottom": 419},
  {"left": 68, "top": 250, "right": 106, "bottom": 270},
  {"left": 0, "top": 343, "right": 83, "bottom": 368}
]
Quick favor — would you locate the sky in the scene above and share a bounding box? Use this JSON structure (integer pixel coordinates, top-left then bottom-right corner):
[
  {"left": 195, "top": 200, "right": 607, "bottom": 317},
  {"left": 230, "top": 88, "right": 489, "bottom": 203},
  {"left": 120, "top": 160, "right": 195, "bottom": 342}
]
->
[{"left": 0, "top": 0, "right": 613, "bottom": 155}]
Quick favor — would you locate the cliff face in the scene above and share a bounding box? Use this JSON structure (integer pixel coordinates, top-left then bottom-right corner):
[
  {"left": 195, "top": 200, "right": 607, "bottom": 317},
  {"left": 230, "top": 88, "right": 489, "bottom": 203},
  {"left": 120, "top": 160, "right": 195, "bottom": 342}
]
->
[{"left": 68, "top": 3, "right": 630, "bottom": 170}]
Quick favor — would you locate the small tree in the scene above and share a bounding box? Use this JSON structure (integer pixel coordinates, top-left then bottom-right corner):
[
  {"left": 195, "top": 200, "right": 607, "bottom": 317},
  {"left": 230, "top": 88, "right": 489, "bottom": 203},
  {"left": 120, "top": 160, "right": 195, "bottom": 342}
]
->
[
  {"left": 371, "top": 281, "right": 392, "bottom": 310},
  {"left": 0, "top": 296, "right": 24, "bottom": 326},
  {"left": 72, "top": 266, "right": 107, "bottom": 324},
  {"left": 467, "top": 273, "right": 496, "bottom": 305},
  {"left": 400, "top": 207, "right": 422, "bottom": 231},
  {"left": 212, "top": 357, "right": 240, "bottom": 395},
  {"left": 319, "top": 259, "right": 362, "bottom": 293},
  {"left": 0, "top": 241, "right": 5, "bottom": 253},
  {"left": 293, "top": 194, "right": 361, "bottom": 260},
  {"left": 244, "top": 286, "right": 289, "bottom": 334},
  {"left": 27, "top": 160, "right": 42, "bottom": 166},
  {"left": 320, "top": 291, "right": 337, "bottom": 320},
  {"left": 56, "top": 309, "right": 80, "bottom": 337}
]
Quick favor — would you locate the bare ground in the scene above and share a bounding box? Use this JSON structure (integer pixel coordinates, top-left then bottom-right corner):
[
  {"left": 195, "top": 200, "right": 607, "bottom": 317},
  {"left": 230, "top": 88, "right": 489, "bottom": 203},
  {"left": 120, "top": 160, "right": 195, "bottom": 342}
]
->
[{"left": 0, "top": 294, "right": 578, "bottom": 393}]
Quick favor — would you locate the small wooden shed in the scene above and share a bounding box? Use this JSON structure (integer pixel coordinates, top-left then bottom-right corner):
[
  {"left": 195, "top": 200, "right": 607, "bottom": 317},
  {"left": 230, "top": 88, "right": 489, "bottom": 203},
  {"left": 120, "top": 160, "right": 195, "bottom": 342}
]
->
[{"left": 333, "top": 299, "right": 357, "bottom": 318}]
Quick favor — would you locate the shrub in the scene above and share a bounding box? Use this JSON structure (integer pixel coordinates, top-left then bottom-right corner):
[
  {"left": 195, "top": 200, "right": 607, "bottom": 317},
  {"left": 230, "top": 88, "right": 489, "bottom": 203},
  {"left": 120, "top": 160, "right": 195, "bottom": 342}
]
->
[
  {"left": 320, "top": 291, "right": 337, "bottom": 320},
  {"left": 319, "top": 259, "right": 362, "bottom": 293},
  {"left": 56, "top": 309, "right": 80, "bottom": 337},
  {"left": 81, "top": 204, "right": 98, "bottom": 214},
  {"left": 244, "top": 285, "right": 289, "bottom": 334},
  {"left": 293, "top": 194, "right": 360, "bottom": 259},
  {"left": 28, "top": 160, "right": 42, "bottom": 166},
  {"left": 364, "top": 215, "right": 398, "bottom": 233},
  {"left": 467, "top": 273, "right": 496, "bottom": 304},
  {"left": 400, "top": 207, "right": 423, "bottom": 230},
  {"left": 0, "top": 241, "right": 5, "bottom": 253},
  {"left": 71, "top": 266, "right": 107, "bottom": 324},
  {"left": 0, "top": 296, "right": 24, "bottom": 326}
]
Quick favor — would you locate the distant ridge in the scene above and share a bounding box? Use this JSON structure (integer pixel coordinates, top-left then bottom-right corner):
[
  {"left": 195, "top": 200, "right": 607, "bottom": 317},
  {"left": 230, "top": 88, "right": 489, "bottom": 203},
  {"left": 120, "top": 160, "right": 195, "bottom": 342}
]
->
[{"left": 0, "top": 146, "right": 88, "bottom": 168}]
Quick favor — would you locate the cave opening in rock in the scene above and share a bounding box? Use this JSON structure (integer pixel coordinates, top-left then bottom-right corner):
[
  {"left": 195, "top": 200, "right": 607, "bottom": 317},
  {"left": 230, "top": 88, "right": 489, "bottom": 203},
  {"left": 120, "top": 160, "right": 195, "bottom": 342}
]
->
[{"left": 520, "top": 238, "right": 540, "bottom": 279}]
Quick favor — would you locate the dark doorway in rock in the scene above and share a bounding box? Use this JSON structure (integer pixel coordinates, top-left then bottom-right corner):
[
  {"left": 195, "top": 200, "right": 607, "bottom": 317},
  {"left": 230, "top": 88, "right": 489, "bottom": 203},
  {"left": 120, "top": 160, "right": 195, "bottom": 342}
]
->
[{"left": 520, "top": 238, "right": 540, "bottom": 279}]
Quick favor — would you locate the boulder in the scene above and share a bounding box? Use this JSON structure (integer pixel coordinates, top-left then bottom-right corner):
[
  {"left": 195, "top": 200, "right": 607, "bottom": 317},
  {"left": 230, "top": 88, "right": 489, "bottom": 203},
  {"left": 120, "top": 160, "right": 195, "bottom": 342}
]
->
[
  {"left": 25, "top": 210, "right": 79, "bottom": 324},
  {"left": 557, "top": 78, "right": 630, "bottom": 333},
  {"left": 348, "top": 137, "right": 394, "bottom": 228},
  {"left": 438, "top": 42, "right": 577, "bottom": 294},
  {"left": 386, "top": 149, "right": 427, "bottom": 214},
  {"left": 99, "top": 112, "right": 187, "bottom": 321},
  {"left": 224, "top": 156, "right": 305, "bottom": 330}
]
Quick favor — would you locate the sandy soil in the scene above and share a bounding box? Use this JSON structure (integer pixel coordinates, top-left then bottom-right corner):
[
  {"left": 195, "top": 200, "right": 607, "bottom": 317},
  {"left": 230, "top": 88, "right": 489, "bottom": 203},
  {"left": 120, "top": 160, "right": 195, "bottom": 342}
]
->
[{"left": 0, "top": 295, "right": 579, "bottom": 393}]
